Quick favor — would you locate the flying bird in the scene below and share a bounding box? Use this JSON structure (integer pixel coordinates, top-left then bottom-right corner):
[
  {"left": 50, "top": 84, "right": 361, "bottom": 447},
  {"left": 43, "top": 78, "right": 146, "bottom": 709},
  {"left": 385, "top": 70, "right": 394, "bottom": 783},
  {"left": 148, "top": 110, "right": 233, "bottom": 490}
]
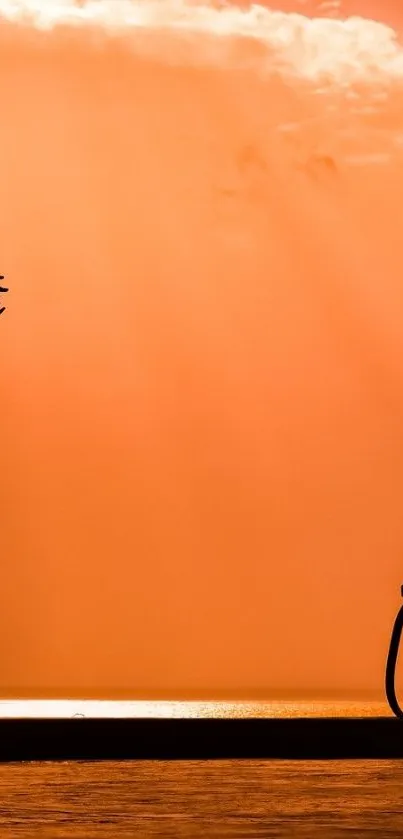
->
[{"left": 0, "top": 275, "right": 8, "bottom": 315}]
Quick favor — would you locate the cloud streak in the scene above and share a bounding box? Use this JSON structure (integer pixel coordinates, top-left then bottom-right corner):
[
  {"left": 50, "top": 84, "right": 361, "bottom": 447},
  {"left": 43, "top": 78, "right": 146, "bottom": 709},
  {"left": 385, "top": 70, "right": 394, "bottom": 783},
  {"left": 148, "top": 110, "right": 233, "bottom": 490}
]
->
[{"left": 0, "top": 0, "right": 402, "bottom": 83}]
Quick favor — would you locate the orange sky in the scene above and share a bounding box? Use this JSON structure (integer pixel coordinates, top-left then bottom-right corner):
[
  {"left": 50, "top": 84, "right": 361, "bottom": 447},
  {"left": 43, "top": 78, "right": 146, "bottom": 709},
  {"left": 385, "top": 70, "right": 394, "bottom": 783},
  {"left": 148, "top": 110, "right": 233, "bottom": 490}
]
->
[{"left": 1, "top": 0, "right": 403, "bottom": 698}]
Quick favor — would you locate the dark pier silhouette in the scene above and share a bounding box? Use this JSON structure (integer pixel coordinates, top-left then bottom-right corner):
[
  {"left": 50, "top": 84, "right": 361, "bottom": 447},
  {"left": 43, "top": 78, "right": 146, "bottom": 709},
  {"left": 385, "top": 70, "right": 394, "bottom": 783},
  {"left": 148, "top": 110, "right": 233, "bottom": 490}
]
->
[{"left": 1, "top": 716, "right": 403, "bottom": 762}]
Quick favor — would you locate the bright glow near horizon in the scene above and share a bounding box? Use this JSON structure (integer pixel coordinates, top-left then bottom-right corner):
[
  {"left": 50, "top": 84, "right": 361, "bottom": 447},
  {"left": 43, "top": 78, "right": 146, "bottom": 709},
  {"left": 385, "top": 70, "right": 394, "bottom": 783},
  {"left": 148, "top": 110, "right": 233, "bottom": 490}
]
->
[{"left": 0, "top": 700, "right": 389, "bottom": 717}]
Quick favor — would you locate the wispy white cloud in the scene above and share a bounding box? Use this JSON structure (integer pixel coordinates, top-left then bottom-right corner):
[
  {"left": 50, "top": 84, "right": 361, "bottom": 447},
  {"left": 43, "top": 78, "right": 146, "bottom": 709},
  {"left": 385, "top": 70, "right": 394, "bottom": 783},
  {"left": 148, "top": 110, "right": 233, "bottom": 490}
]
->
[{"left": 0, "top": 0, "right": 402, "bottom": 84}]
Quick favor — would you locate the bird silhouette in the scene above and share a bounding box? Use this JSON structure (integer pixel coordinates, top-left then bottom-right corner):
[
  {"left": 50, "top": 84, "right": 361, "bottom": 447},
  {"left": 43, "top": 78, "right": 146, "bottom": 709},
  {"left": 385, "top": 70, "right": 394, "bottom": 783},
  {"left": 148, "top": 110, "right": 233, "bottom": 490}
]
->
[{"left": 0, "top": 275, "right": 9, "bottom": 314}]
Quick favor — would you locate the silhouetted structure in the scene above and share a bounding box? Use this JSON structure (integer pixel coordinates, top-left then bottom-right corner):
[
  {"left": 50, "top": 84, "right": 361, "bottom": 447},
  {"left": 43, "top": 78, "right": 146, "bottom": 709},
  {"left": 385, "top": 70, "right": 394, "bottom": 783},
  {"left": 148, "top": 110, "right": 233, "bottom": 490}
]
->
[
  {"left": 1, "top": 717, "right": 403, "bottom": 762},
  {"left": 386, "top": 585, "right": 403, "bottom": 718}
]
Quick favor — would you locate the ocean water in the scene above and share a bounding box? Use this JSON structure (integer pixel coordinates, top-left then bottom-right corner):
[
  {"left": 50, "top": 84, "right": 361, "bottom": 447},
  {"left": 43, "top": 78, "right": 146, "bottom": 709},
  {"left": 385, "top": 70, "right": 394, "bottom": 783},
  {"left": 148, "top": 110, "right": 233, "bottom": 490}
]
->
[
  {"left": 3, "top": 757, "right": 403, "bottom": 838},
  {"left": 1, "top": 700, "right": 403, "bottom": 837}
]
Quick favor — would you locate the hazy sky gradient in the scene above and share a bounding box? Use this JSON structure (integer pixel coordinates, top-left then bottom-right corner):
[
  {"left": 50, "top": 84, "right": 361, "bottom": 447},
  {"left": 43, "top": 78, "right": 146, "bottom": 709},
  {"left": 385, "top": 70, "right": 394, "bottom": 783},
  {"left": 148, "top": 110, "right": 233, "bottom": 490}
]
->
[{"left": 1, "top": 0, "right": 403, "bottom": 697}]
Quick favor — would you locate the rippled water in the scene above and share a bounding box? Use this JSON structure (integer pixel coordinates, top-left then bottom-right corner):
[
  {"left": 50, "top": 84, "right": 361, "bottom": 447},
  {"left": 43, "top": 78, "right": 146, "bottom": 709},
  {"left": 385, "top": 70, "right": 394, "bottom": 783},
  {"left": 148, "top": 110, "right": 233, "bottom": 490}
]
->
[{"left": 1, "top": 758, "right": 403, "bottom": 838}]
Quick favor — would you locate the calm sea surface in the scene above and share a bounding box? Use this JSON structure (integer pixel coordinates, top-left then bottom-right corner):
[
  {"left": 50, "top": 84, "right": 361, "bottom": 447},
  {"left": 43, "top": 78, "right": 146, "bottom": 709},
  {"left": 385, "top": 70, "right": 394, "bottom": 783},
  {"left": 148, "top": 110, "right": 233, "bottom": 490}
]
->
[{"left": 1, "top": 701, "right": 403, "bottom": 838}]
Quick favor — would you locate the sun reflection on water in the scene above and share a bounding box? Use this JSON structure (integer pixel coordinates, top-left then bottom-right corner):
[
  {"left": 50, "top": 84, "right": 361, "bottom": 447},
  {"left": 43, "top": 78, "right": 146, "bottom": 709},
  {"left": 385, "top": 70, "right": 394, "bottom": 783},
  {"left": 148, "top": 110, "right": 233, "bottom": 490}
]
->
[{"left": 0, "top": 700, "right": 388, "bottom": 718}]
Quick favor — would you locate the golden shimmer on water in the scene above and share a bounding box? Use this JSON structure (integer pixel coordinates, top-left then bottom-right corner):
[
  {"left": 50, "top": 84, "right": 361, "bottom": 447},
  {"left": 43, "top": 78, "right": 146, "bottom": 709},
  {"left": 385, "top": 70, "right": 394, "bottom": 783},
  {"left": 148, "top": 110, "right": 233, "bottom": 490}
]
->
[
  {"left": 0, "top": 700, "right": 391, "bottom": 718},
  {"left": 1, "top": 0, "right": 403, "bottom": 699}
]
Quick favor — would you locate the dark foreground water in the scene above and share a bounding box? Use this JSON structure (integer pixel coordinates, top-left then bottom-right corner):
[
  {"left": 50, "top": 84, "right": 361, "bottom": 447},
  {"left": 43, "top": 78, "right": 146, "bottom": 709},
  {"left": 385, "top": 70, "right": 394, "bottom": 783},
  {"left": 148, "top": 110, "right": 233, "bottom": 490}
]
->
[{"left": 1, "top": 758, "right": 403, "bottom": 838}]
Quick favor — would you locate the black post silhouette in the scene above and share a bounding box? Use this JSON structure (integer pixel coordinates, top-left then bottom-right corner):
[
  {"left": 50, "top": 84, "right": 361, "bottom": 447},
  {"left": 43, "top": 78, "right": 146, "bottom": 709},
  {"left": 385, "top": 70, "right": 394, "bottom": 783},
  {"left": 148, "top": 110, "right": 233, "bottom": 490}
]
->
[
  {"left": 0, "top": 275, "right": 8, "bottom": 314},
  {"left": 386, "top": 585, "right": 403, "bottom": 718}
]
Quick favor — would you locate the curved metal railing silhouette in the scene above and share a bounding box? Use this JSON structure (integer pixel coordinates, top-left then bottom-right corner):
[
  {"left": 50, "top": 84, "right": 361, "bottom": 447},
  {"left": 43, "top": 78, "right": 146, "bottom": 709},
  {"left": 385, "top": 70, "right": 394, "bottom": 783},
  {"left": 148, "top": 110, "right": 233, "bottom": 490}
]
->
[{"left": 386, "top": 585, "right": 403, "bottom": 719}]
